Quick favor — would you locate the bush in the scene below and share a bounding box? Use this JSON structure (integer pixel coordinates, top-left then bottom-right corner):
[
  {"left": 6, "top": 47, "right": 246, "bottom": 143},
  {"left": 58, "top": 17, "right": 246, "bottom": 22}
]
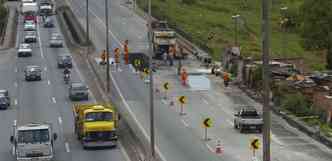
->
[
  {"left": 281, "top": 92, "right": 313, "bottom": 116},
  {"left": 182, "top": 0, "right": 196, "bottom": 5}
]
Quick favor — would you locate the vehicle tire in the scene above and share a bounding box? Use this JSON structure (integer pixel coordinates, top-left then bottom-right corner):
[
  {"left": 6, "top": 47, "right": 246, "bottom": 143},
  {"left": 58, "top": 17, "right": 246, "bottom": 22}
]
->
[
  {"left": 239, "top": 125, "right": 244, "bottom": 133},
  {"left": 233, "top": 121, "right": 237, "bottom": 129}
]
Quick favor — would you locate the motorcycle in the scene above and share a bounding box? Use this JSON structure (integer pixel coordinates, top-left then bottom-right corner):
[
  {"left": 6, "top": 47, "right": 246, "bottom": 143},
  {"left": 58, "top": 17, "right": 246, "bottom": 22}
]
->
[{"left": 64, "top": 74, "right": 70, "bottom": 84}]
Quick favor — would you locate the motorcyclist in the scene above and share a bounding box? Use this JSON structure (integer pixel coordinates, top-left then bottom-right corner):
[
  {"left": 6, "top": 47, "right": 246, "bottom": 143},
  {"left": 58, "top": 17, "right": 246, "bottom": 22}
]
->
[{"left": 64, "top": 67, "right": 71, "bottom": 79}]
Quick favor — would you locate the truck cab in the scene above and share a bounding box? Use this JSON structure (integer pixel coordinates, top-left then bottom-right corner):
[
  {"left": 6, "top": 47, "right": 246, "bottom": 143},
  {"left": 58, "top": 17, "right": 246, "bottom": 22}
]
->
[
  {"left": 73, "top": 104, "right": 118, "bottom": 149},
  {"left": 10, "top": 122, "right": 57, "bottom": 161}
]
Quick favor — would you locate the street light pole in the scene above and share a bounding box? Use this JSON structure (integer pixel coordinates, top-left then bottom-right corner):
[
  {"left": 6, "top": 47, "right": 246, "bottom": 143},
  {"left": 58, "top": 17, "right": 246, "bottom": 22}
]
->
[
  {"left": 232, "top": 14, "right": 240, "bottom": 47},
  {"left": 105, "top": 0, "right": 110, "bottom": 92},
  {"left": 262, "top": 0, "right": 271, "bottom": 161},
  {"left": 148, "top": 0, "right": 155, "bottom": 160},
  {"left": 280, "top": 6, "right": 288, "bottom": 56},
  {"left": 86, "top": 0, "right": 89, "bottom": 55}
]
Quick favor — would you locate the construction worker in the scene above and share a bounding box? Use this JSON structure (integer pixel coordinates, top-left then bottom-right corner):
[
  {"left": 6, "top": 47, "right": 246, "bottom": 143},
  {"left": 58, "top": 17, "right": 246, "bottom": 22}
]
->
[
  {"left": 114, "top": 48, "right": 120, "bottom": 70},
  {"left": 223, "top": 71, "right": 230, "bottom": 87},
  {"left": 168, "top": 46, "right": 175, "bottom": 66},
  {"left": 100, "top": 50, "right": 107, "bottom": 65},
  {"left": 123, "top": 40, "right": 129, "bottom": 64},
  {"left": 180, "top": 68, "right": 188, "bottom": 86}
]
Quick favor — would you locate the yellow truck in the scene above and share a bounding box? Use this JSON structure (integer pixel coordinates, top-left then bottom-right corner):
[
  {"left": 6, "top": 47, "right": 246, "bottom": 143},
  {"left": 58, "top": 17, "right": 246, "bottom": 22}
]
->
[{"left": 73, "top": 104, "right": 118, "bottom": 149}]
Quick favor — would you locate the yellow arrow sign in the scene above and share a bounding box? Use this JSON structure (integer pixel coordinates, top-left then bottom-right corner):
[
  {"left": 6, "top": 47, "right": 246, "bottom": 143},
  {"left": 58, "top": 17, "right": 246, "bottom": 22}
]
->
[
  {"left": 250, "top": 138, "right": 260, "bottom": 150},
  {"left": 134, "top": 59, "right": 142, "bottom": 67},
  {"left": 163, "top": 82, "right": 170, "bottom": 90},
  {"left": 203, "top": 118, "right": 213, "bottom": 128},
  {"left": 143, "top": 68, "right": 150, "bottom": 75},
  {"left": 178, "top": 96, "right": 187, "bottom": 104}
]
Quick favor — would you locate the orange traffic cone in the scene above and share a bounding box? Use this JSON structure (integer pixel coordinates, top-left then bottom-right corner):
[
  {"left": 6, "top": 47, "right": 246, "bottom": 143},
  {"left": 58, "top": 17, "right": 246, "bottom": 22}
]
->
[{"left": 215, "top": 140, "right": 223, "bottom": 155}]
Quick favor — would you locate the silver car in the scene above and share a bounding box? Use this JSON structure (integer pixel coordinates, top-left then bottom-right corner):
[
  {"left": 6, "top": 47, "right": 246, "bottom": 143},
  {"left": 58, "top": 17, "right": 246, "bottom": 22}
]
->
[
  {"left": 69, "top": 82, "right": 89, "bottom": 101},
  {"left": 24, "top": 31, "right": 37, "bottom": 43},
  {"left": 49, "top": 33, "right": 63, "bottom": 48}
]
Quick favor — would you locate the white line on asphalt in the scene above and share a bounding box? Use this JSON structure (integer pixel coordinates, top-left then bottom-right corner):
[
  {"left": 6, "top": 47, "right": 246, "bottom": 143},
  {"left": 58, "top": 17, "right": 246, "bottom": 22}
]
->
[
  {"left": 161, "top": 99, "right": 167, "bottom": 105},
  {"left": 14, "top": 67, "right": 18, "bottom": 73},
  {"left": 181, "top": 119, "right": 189, "bottom": 127},
  {"left": 44, "top": 67, "right": 47, "bottom": 71},
  {"left": 58, "top": 117, "right": 63, "bottom": 125},
  {"left": 12, "top": 146, "right": 15, "bottom": 156},
  {"left": 51, "top": 97, "right": 56, "bottom": 103},
  {"left": 119, "top": 141, "right": 132, "bottom": 161},
  {"left": 271, "top": 133, "right": 284, "bottom": 146},
  {"left": 47, "top": 80, "right": 51, "bottom": 85},
  {"left": 202, "top": 98, "right": 209, "bottom": 105},
  {"left": 14, "top": 82, "right": 18, "bottom": 87},
  {"left": 14, "top": 120, "right": 17, "bottom": 126},
  {"left": 65, "top": 142, "right": 70, "bottom": 153},
  {"left": 206, "top": 143, "right": 214, "bottom": 153},
  {"left": 36, "top": 18, "right": 44, "bottom": 59},
  {"left": 14, "top": 99, "right": 18, "bottom": 105},
  {"left": 226, "top": 119, "right": 233, "bottom": 126}
]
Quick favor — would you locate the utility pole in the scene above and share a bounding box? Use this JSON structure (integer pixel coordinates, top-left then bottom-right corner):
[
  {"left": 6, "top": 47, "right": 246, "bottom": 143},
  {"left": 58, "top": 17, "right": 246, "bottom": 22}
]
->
[
  {"left": 232, "top": 14, "right": 240, "bottom": 47},
  {"left": 86, "top": 0, "right": 89, "bottom": 56},
  {"left": 280, "top": 7, "right": 288, "bottom": 56},
  {"left": 105, "top": 0, "right": 110, "bottom": 92},
  {"left": 262, "top": 0, "right": 271, "bottom": 161},
  {"left": 148, "top": 0, "right": 155, "bottom": 160}
]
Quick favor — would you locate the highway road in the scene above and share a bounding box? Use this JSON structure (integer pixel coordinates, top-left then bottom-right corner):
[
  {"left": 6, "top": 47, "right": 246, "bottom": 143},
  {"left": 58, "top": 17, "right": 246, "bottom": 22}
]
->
[
  {"left": 0, "top": 3, "right": 128, "bottom": 161},
  {"left": 66, "top": 0, "right": 332, "bottom": 161}
]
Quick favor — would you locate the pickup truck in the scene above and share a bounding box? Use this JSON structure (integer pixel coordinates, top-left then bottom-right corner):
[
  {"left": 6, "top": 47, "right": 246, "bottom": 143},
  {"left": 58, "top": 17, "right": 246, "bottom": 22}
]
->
[{"left": 234, "top": 107, "right": 263, "bottom": 133}]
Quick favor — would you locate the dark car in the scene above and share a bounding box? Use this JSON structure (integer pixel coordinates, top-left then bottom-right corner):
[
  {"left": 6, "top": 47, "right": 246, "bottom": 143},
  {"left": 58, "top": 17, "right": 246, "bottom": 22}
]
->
[
  {"left": 69, "top": 82, "right": 89, "bottom": 101},
  {"left": 0, "top": 89, "right": 10, "bottom": 107},
  {"left": 0, "top": 95, "right": 9, "bottom": 109},
  {"left": 57, "top": 54, "right": 72, "bottom": 68},
  {"left": 24, "top": 65, "right": 42, "bottom": 81},
  {"left": 43, "top": 17, "right": 54, "bottom": 28},
  {"left": 24, "top": 31, "right": 37, "bottom": 43}
]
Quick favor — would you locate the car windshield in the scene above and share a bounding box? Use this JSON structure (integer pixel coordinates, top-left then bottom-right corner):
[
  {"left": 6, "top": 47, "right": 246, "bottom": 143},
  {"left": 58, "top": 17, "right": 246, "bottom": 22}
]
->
[
  {"left": 17, "top": 129, "right": 50, "bottom": 143},
  {"left": 71, "top": 83, "right": 87, "bottom": 90},
  {"left": 85, "top": 112, "right": 113, "bottom": 121},
  {"left": 241, "top": 110, "right": 259, "bottom": 118}
]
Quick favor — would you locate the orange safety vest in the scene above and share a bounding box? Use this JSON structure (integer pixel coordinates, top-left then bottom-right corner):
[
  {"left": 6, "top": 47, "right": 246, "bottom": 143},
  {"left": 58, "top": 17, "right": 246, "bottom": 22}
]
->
[
  {"left": 114, "top": 48, "right": 120, "bottom": 63},
  {"left": 223, "top": 72, "right": 230, "bottom": 81},
  {"left": 101, "top": 51, "right": 106, "bottom": 61},
  {"left": 181, "top": 71, "right": 188, "bottom": 81}
]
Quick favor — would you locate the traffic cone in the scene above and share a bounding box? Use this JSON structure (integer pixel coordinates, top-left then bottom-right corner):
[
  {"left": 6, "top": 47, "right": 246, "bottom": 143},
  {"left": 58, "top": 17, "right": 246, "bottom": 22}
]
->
[{"left": 215, "top": 140, "right": 223, "bottom": 155}]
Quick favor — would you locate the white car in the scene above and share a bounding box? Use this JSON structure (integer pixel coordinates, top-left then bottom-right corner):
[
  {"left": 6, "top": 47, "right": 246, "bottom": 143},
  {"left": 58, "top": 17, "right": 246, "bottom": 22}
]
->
[
  {"left": 17, "top": 43, "right": 32, "bottom": 57},
  {"left": 49, "top": 33, "right": 63, "bottom": 48},
  {"left": 24, "top": 21, "right": 36, "bottom": 31},
  {"left": 24, "top": 31, "right": 37, "bottom": 43}
]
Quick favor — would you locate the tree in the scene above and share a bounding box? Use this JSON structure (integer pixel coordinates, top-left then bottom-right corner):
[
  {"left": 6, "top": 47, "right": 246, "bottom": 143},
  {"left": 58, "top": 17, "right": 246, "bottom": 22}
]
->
[{"left": 299, "top": 0, "right": 332, "bottom": 69}]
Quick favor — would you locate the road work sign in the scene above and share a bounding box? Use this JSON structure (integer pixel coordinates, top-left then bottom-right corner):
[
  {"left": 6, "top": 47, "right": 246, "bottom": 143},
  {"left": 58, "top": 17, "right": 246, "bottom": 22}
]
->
[
  {"left": 178, "top": 96, "right": 187, "bottom": 104},
  {"left": 203, "top": 118, "right": 213, "bottom": 128},
  {"left": 250, "top": 138, "right": 260, "bottom": 150},
  {"left": 143, "top": 68, "right": 149, "bottom": 75},
  {"left": 163, "top": 82, "right": 170, "bottom": 90}
]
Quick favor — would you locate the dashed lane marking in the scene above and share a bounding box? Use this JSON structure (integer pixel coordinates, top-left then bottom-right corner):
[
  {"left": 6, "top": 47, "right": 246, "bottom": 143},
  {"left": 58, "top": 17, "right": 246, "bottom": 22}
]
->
[
  {"left": 65, "top": 142, "right": 70, "bottom": 153},
  {"left": 203, "top": 98, "right": 209, "bottom": 105},
  {"left": 119, "top": 141, "right": 132, "bottom": 161},
  {"left": 14, "top": 82, "right": 18, "bottom": 87},
  {"left": 58, "top": 117, "right": 62, "bottom": 125},
  {"left": 36, "top": 18, "right": 44, "bottom": 59},
  {"left": 14, "top": 99, "right": 18, "bottom": 105},
  {"left": 181, "top": 119, "right": 189, "bottom": 127},
  {"left": 51, "top": 97, "right": 56, "bottom": 103},
  {"left": 47, "top": 80, "right": 51, "bottom": 85},
  {"left": 206, "top": 143, "right": 214, "bottom": 153}
]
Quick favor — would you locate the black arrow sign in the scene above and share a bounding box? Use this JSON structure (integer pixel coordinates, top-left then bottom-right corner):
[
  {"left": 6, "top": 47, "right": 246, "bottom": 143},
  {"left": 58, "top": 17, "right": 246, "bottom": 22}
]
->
[{"left": 251, "top": 139, "right": 259, "bottom": 149}]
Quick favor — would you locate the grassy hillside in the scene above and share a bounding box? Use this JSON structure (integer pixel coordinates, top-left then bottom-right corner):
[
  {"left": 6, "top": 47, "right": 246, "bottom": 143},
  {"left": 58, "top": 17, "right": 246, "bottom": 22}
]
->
[{"left": 137, "top": 0, "right": 325, "bottom": 70}]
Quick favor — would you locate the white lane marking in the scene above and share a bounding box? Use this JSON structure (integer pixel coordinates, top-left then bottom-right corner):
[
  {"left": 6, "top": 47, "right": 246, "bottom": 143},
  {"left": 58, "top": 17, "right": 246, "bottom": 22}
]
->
[
  {"left": 109, "top": 66, "right": 167, "bottom": 161},
  {"left": 47, "top": 80, "right": 51, "bottom": 85},
  {"left": 202, "top": 98, "right": 209, "bottom": 105},
  {"left": 119, "top": 141, "right": 132, "bottom": 161},
  {"left": 226, "top": 119, "right": 233, "bottom": 126},
  {"left": 12, "top": 146, "right": 15, "bottom": 155},
  {"left": 36, "top": 18, "right": 44, "bottom": 59},
  {"left": 181, "top": 119, "right": 189, "bottom": 127},
  {"left": 206, "top": 143, "right": 214, "bottom": 153},
  {"left": 14, "top": 67, "right": 18, "bottom": 73},
  {"left": 14, "top": 120, "right": 17, "bottom": 126},
  {"left": 271, "top": 133, "right": 284, "bottom": 146},
  {"left": 14, "top": 99, "right": 18, "bottom": 105},
  {"left": 14, "top": 82, "right": 18, "bottom": 87},
  {"left": 58, "top": 117, "right": 63, "bottom": 125},
  {"left": 161, "top": 99, "right": 167, "bottom": 105},
  {"left": 65, "top": 142, "right": 70, "bottom": 153},
  {"left": 44, "top": 67, "right": 47, "bottom": 71},
  {"left": 51, "top": 97, "right": 56, "bottom": 103}
]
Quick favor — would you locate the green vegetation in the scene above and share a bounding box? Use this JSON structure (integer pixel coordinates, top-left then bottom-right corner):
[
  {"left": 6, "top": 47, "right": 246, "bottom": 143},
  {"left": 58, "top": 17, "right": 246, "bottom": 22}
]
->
[
  {"left": 136, "top": 0, "right": 325, "bottom": 70},
  {"left": 0, "top": 0, "right": 7, "bottom": 37}
]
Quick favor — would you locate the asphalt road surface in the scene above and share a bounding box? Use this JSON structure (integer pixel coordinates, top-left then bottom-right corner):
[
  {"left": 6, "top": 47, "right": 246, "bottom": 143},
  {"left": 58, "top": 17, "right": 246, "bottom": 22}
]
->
[
  {"left": 67, "top": 0, "right": 332, "bottom": 161},
  {"left": 0, "top": 4, "right": 129, "bottom": 161}
]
